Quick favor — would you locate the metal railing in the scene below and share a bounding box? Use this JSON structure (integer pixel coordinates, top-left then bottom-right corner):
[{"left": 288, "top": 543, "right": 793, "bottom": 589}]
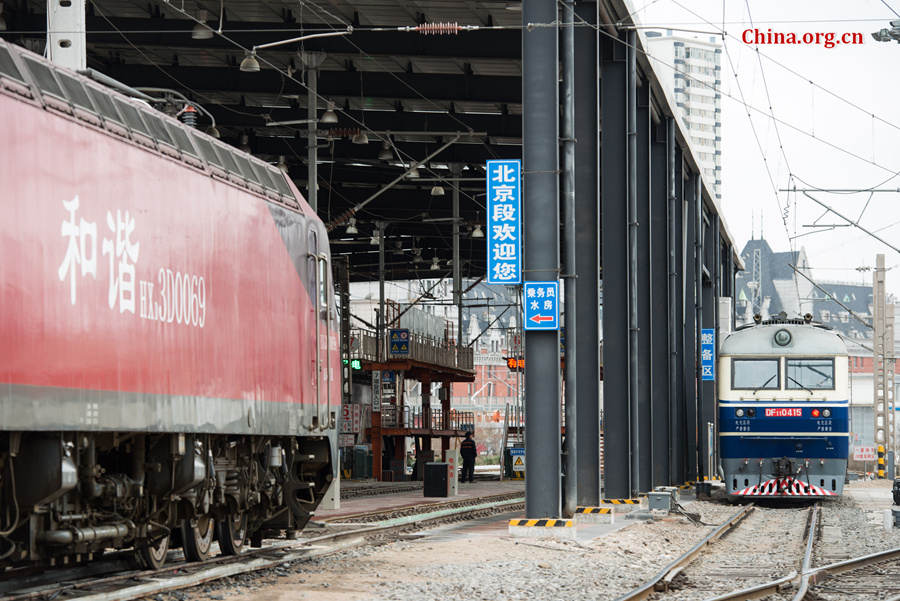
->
[
  {"left": 350, "top": 328, "right": 474, "bottom": 373},
  {"left": 379, "top": 404, "right": 475, "bottom": 432}
]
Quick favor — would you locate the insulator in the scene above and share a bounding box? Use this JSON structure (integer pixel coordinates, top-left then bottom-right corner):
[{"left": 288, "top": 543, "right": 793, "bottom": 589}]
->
[
  {"left": 180, "top": 104, "right": 199, "bottom": 128},
  {"left": 414, "top": 22, "right": 460, "bottom": 35}
]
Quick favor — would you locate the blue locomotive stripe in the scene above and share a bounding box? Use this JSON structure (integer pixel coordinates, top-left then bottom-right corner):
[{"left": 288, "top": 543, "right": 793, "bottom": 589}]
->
[
  {"left": 719, "top": 404, "right": 848, "bottom": 435},
  {"left": 720, "top": 435, "right": 849, "bottom": 459}
]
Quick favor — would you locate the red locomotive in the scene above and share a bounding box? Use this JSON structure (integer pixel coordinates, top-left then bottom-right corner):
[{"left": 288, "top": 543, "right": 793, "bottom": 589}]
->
[{"left": 0, "top": 40, "right": 339, "bottom": 568}]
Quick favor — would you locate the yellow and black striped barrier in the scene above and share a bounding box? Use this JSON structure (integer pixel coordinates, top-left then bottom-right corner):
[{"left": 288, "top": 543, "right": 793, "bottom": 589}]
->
[
  {"left": 879, "top": 444, "right": 886, "bottom": 479},
  {"left": 508, "top": 519, "right": 573, "bottom": 527},
  {"left": 575, "top": 506, "right": 613, "bottom": 515},
  {"left": 600, "top": 498, "right": 641, "bottom": 505}
]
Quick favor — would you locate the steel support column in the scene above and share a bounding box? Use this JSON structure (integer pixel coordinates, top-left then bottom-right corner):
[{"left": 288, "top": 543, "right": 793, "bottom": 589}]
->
[
  {"left": 700, "top": 206, "right": 715, "bottom": 480},
  {"left": 667, "top": 121, "right": 686, "bottom": 484},
  {"left": 635, "top": 82, "right": 652, "bottom": 494},
  {"left": 650, "top": 122, "right": 669, "bottom": 488},
  {"left": 574, "top": 0, "right": 600, "bottom": 507},
  {"left": 683, "top": 174, "right": 698, "bottom": 481},
  {"left": 522, "top": 0, "right": 561, "bottom": 518},
  {"left": 600, "top": 33, "right": 630, "bottom": 498},
  {"left": 561, "top": 0, "right": 578, "bottom": 518}
]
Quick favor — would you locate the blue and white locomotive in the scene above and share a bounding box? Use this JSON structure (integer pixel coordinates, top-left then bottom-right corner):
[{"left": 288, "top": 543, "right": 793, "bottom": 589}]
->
[{"left": 718, "top": 315, "right": 849, "bottom": 497}]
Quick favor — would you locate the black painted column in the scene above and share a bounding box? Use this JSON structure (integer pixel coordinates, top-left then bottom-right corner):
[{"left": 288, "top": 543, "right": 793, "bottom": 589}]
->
[
  {"left": 574, "top": 0, "right": 600, "bottom": 507},
  {"left": 600, "top": 33, "right": 630, "bottom": 498},
  {"left": 670, "top": 143, "right": 686, "bottom": 484},
  {"left": 523, "top": 0, "right": 560, "bottom": 517},
  {"left": 650, "top": 122, "right": 669, "bottom": 488},
  {"left": 683, "top": 173, "right": 698, "bottom": 481},
  {"left": 635, "top": 83, "right": 652, "bottom": 494}
]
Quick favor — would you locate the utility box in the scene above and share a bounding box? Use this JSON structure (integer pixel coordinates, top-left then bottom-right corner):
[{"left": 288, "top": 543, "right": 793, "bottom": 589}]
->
[
  {"left": 424, "top": 462, "right": 450, "bottom": 497},
  {"left": 648, "top": 491, "right": 673, "bottom": 512}
]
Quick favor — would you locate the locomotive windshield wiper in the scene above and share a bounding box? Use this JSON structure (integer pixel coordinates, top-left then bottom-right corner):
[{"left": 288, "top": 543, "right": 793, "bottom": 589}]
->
[
  {"left": 787, "top": 375, "right": 814, "bottom": 395},
  {"left": 752, "top": 374, "right": 777, "bottom": 394}
]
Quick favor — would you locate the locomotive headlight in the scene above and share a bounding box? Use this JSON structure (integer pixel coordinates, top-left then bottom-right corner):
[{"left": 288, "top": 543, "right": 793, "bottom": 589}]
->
[
  {"left": 735, "top": 408, "right": 745, "bottom": 417},
  {"left": 774, "top": 328, "right": 792, "bottom": 346},
  {"left": 823, "top": 409, "right": 832, "bottom": 418},
  {"left": 811, "top": 409, "right": 820, "bottom": 417}
]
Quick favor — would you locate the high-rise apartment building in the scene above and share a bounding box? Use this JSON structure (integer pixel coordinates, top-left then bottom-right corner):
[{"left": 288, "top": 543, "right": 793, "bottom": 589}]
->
[{"left": 646, "top": 31, "right": 722, "bottom": 203}]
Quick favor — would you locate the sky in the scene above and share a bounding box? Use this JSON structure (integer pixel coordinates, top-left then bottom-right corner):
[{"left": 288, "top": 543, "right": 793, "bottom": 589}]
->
[{"left": 636, "top": 0, "right": 900, "bottom": 298}]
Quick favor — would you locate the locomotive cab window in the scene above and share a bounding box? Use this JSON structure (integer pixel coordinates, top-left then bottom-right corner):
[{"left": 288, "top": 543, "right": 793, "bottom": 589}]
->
[
  {"left": 732, "top": 358, "right": 780, "bottom": 391},
  {"left": 786, "top": 358, "right": 835, "bottom": 390}
]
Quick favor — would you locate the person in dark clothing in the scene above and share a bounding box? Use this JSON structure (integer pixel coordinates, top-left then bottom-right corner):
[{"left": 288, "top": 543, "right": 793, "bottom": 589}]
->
[{"left": 460, "top": 432, "right": 477, "bottom": 483}]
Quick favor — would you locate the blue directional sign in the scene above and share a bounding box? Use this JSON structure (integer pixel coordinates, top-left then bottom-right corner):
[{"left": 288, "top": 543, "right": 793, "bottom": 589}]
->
[
  {"left": 486, "top": 159, "right": 521, "bottom": 284},
  {"left": 389, "top": 328, "right": 410, "bottom": 355},
  {"left": 700, "top": 328, "right": 715, "bottom": 381},
  {"left": 523, "top": 281, "right": 559, "bottom": 331}
]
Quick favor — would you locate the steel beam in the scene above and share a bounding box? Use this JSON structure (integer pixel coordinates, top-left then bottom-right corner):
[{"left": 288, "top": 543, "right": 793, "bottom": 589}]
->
[
  {"left": 635, "top": 80, "right": 652, "bottom": 494},
  {"left": 574, "top": 0, "right": 600, "bottom": 508},
  {"left": 600, "top": 33, "right": 630, "bottom": 498},
  {"left": 522, "top": 0, "right": 561, "bottom": 518},
  {"left": 668, "top": 122, "right": 685, "bottom": 484},
  {"left": 682, "top": 173, "right": 698, "bottom": 481},
  {"left": 649, "top": 121, "right": 669, "bottom": 488}
]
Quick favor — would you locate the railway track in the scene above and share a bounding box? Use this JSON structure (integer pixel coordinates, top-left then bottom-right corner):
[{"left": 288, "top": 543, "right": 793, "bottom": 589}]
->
[
  {"left": 616, "top": 503, "right": 819, "bottom": 601},
  {"left": 0, "top": 493, "right": 523, "bottom": 601}
]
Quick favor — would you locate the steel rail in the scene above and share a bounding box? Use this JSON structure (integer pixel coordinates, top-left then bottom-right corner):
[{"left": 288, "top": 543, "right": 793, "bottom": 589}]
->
[
  {"left": 318, "top": 491, "right": 523, "bottom": 523},
  {"left": 790, "top": 505, "right": 821, "bottom": 601},
  {"left": 613, "top": 504, "right": 755, "bottom": 601},
  {"left": 702, "top": 504, "right": 819, "bottom": 601},
  {"left": 800, "top": 546, "right": 900, "bottom": 598},
  {"left": 1, "top": 497, "right": 524, "bottom": 601}
]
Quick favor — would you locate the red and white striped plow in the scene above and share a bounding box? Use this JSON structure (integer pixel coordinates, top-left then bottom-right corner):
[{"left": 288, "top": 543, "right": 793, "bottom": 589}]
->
[{"left": 732, "top": 476, "right": 837, "bottom": 497}]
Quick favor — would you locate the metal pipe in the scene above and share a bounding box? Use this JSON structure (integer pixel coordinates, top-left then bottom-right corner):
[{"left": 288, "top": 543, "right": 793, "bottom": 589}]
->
[
  {"left": 253, "top": 29, "right": 351, "bottom": 52},
  {"left": 626, "top": 29, "right": 639, "bottom": 495},
  {"left": 523, "top": 0, "right": 560, "bottom": 518},
  {"left": 78, "top": 69, "right": 154, "bottom": 102},
  {"left": 666, "top": 118, "right": 678, "bottom": 484},
  {"left": 378, "top": 222, "right": 385, "bottom": 363},
  {"left": 561, "top": 0, "right": 577, "bottom": 518},
  {"left": 308, "top": 68, "right": 318, "bottom": 212},
  {"left": 40, "top": 523, "right": 131, "bottom": 545}
]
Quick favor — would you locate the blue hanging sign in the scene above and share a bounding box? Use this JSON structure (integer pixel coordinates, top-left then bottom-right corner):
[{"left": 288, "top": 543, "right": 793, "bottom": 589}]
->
[
  {"left": 486, "top": 159, "right": 522, "bottom": 284},
  {"left": 523, "top": 281, "right": 559, "bottom": 331},
  {"left": 700, "top": 328, "right": 715, "bottom": 381},
  {"left": 389, "top": 328, "right": 410, "bottom": 355}
]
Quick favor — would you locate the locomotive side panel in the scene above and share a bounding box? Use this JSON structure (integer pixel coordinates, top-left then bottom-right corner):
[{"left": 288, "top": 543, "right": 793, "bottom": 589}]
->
[{"left": 0, "top": 92, "right": 325, "bottom": 435}]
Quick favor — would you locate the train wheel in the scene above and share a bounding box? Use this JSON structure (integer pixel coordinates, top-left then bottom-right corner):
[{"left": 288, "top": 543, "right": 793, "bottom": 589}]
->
[
  {"left": 181, "top": 515, "right": 214, "bottom": 562},
  {"left": 217, "top": 512, "right": 247, "bottom": 556},
  {"left": 135, "top": 534, "right": 169, "bottom": 570}
]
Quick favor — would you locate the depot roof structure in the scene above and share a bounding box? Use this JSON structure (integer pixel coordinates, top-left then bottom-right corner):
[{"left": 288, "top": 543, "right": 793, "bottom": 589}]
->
[{"left": 3, "top": 0, "right": 739, "bottom": 282}]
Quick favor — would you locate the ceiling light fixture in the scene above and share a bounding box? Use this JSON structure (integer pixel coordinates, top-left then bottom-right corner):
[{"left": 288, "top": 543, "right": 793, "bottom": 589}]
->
[
  {"left": 471, "top": 223, "right": 484, "bottom": 238},
  {"left": 205, "top": 124, "right": 220, "bottom": 138},
  {"left": 239, "top": 52, "right": 260, "bottom": 72},
  {"left": 351, "top": 130, "right": 369, "bottom": 144},
  {"left": 345, "top": 217, "right": 359, "bottom": 235},
  {"left": 239, "top": 133, "right": 251, "bottom": 153},
  {"left": 430, "top": 256, "right": 440, "bottom": 271},
  {"left": 192, "top": 9, "right": 214, "bottom": 40},
  {"left": 320, "top": 100, "right": 339, "bottom": 124},
  {"left": 238, "top": 29, "right": 352, "bottom": 73},
  {"left": 276, "top": 155, "right": 288, "bottom": 172},
  {"left": 430, "top": 185, "right": 445, "bottom": 197},
  {"left": 407, "top": 165, "right": 420, "bottom": 179}
]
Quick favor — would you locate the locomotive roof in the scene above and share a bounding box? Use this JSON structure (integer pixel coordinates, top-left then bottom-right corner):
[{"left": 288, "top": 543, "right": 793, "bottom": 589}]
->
[
  {"left": 0, "top": 39, "right": 306, "bottom": 215},
  {"left": 720, "top": 323, "right": 847, "bottom": 356}
]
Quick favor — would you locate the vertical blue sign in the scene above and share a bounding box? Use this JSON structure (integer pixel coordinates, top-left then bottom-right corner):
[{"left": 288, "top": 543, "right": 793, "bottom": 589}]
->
[
  {"left": 486, "top": 159, "right": 522, "bottom": 284},
  {"left": 523, "top": 281, "right": 559, "bottom": 331},
  {"left": 700, "top": 328, "right": 715, "bottom": 381}
]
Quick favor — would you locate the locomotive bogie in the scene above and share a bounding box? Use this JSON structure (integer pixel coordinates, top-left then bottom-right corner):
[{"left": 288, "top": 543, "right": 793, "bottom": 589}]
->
[{"left": 0, "top": 431, "right": 332, "bottom": 566}]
